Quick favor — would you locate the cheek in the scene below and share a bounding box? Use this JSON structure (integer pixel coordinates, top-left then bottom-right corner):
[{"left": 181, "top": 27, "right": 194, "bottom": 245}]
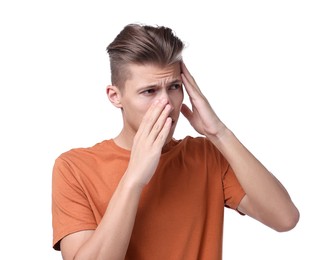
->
[
  {"left": 174, "top": 90, "right": 184, "bottom": 109},
  {"left": 126, "top": 100, "right": 151, "bottom": 120},
  {"left": 180, "top": 89, "right": 184, "bottom": 102}
]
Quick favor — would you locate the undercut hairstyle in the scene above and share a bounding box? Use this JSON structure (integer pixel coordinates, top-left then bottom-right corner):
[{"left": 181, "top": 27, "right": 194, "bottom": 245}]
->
[{"left": 106, "top": 23, "right": 185, "bottom": 88}]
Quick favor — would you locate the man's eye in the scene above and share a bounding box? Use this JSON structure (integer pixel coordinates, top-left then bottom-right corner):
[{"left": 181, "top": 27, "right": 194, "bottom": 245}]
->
[
  {"left": 170, "top": 84, "right": 181, "bottom": 90},
  {"left": 142, "top": 89, "right": 156, "bottom": 94}
]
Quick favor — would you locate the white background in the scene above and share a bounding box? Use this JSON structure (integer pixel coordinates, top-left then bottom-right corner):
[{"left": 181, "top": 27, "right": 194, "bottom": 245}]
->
[{"left": 0, "top": 0, "right": 324, "bottom": 259}]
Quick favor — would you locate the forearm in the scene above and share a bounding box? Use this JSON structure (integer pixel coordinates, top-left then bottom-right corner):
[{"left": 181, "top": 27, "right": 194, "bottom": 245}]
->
[
  {"left": 72, "top": 99, "right": 173, "bottom": 259},
  {"left": 208, "top": 127, "right": 299, "bottom": 230},
  {"left": 74, "top": 173, "right": 144, "bottom": 260}
]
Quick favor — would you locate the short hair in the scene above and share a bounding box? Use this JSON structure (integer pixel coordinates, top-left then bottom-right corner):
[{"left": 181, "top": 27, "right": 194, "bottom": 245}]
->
[{"left": 106, "top": 23, "right": 185, "bottom": 88}]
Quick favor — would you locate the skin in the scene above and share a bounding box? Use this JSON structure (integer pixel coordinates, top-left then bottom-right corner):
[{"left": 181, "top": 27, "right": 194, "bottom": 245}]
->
[
  {"left": 60, "top": 62, "right": 300, "bottom": 260},
  {"left": 108, "top": 63, "right": 184, "bottom": 154}
]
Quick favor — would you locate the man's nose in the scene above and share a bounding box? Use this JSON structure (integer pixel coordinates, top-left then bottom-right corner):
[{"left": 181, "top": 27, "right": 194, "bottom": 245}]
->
[{"left": 160, "top": 90, "right": 173, "bottom": 108}]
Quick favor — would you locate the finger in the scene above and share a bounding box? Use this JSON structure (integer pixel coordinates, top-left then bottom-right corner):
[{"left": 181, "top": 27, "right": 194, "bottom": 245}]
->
[
  {"left": 181, "top": 62, "right": 198, "bottom": 87},
  {"left": 180, "top": 103, "right": 193, "bottom": 122},
  {"left": 181, "top": 64, "right": 203, "bottom": 100},
  {"left": 153, "top": 117, "right": 172, "bottom": 148},
  {"left": 148, "top": 103, "right": 173, "bottom": 143},
  {"left": 181, "top": 73, "right": 199, "bottom": 99},
  {"left": 137, "top": 99, "right": 168, "bottom": 136}
]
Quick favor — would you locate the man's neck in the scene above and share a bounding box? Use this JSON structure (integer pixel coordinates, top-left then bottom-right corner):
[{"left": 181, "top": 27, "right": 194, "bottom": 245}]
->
[{"left": 113, "top": 131, "right": 134, "bottom": 151}]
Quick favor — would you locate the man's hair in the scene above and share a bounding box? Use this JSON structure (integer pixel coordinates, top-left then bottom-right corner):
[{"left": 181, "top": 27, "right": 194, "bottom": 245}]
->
[{"left": 106, "top": 23, "right": 185, "bottom": 88}]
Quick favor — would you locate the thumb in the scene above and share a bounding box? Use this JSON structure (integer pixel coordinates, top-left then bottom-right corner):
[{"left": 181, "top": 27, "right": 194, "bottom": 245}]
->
[{"left": 181, "top": 104, "right": 193, "bottom": 122}]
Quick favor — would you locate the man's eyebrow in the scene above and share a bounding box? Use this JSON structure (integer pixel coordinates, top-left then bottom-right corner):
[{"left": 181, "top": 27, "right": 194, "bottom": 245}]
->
[
  {"left": 168, "top": 79, "right": 182, "bottom": 85},
  {"left": 163, "top": 79, "right": 182, "bottom": 88},
  {"left": 140, "top": 79, "right": 182, "bottom": 89}
]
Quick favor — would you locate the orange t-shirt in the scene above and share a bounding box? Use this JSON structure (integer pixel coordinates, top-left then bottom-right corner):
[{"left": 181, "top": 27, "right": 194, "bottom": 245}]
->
[{"left": 52, "top": 136, "right": 245, "bottom": 259}]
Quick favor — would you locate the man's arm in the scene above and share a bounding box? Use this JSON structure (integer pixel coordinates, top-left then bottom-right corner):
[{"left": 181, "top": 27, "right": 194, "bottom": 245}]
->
[
  {"left": 209, "top": 128, "right": 299, "bottom": 231},
  {"left": 60, "top": 99, "right": 173, "bottom": 260},
  {"left": 180, "top": 62, "right": 299, "bottom": 231}
]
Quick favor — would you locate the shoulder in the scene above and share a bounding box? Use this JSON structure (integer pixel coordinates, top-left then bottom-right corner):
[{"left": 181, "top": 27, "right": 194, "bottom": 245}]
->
[
  {"left": 53, "top": 139, "right": 116, "bottom": 174},
  {"left": 177, "top": 136, "right": 226, "bottom": 166},
  {"left": 166, "top": 136, "right": 221, "bottom": 161},
  {"left": 56, "top": 139, "right": 114, "bottom": 163},
  {"left": 179, "top": 136, "right": 218, "bottom": 152}
]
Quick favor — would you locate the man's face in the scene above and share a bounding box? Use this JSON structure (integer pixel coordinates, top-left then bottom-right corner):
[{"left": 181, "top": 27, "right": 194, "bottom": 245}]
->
[{"left": 119, "top": 63, "right": 184, "bottom": 143}]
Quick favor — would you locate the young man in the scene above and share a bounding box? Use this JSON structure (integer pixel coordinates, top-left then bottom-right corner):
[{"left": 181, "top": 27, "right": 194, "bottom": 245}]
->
[{"left": 52, "top": 24, "right": 299, "bottom": 259}]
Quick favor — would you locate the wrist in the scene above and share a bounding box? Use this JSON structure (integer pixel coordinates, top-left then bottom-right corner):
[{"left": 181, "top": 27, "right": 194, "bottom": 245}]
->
[
  {"left": 207, "top": 126, "right": 234, "bottom": 148},
  {"left": 122, "top": 170, "right": 147, "bottom": 191},
  {"left": 206, "top": 122, "right": 229, "bottom": 141}
]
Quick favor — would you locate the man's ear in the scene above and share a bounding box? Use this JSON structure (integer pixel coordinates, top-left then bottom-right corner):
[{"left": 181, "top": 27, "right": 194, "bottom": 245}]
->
[{"left": 106, "top": 85, "right": 122, "bottom": 108}]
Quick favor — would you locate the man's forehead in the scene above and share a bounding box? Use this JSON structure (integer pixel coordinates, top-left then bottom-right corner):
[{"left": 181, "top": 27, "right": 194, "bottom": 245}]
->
[
  {"left": 128, "top": 63, "right": 180, "bottom": 75},
  {"left": 127, "top": 63, "right": 181, "bottom": 85}
]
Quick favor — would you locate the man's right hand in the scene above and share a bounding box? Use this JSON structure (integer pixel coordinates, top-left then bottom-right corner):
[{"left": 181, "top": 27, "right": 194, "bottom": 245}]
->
[{"left": 125, "top": 98, "right": 173, "bottom": 187}]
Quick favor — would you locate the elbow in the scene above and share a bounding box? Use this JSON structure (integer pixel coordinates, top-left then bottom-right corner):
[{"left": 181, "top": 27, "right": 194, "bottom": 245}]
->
[{"left": 274, "top": 207, "right": 300, "bottom": 232}]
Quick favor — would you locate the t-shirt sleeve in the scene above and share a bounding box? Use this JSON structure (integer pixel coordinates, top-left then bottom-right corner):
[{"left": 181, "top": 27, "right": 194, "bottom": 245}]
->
[
  {"left": 52, "top": 156, "right": 97, "bottom": 250},
  {"left": 205, "top": 138, "right": 246, "bottom": 214},
  {"left": 222, "top": 163, "right": 246, "bottom": 213}
]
